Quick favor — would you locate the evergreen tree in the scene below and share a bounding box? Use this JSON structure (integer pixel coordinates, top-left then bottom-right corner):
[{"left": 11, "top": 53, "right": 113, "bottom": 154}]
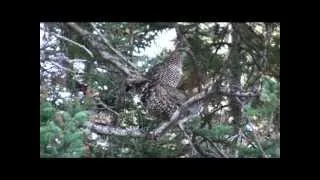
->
[{"left": 40, "top": 22, "right": 280, "bottom": 158}]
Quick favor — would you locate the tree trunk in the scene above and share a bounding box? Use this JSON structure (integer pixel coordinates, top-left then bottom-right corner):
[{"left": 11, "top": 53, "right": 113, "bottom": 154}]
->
[{"left": 228, "top": 23, "right": 244, "bottom": 135}]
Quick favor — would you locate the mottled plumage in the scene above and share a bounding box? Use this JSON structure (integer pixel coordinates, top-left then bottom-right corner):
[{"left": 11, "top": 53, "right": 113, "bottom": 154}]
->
[
  {"left": 141, "top": 48, "right": 188, "bottom": 120},
  {"left": 142, "top": 84, "right": 187, "bottom": 120},
  {"left": 146, "top": 49, "right": 184, "bottom": 88}
]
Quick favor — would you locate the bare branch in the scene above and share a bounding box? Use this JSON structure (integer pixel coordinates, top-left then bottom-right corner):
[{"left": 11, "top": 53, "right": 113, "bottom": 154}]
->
[
  {"left": 154, "top": 81, "right": 222, "bottom": 138},
  {"left": 206, "top": 138, "right": 229, "bottom": 158},
  {"left": 99, "top": 51, "right": 133, "bottom": 76},
  {"left": 81, "top": 80, "right": 257, "bottom": 143},
  {"left": 66, "top": 59, "right": 88, "bottom": 63},
  {"left": 178, "top": 122, "right": 200, "bottom": 156},
  {"left": 232, "top": 91, "right": 259, "bottom": 97},
  {"left": 66, "top": 22, "right": 139, "bottom": 78},
  {"left": 52, "top": 33, "right": 94, "bottom": 58},
  {"left": 191, "top": 135, "right": 220, "bottom": 157},
  {"left": 93, "top": 96, "right": 120, "bottom": 117},
  {"left": 50, "top": 61, "right": 77, "bottom": 74},
  {"left": 90, "top": 23, "right": 137, "bottom": 70},
  {"left": 83, "top": 122, "right": 144, "bottom": 137},
  {"left": 152, "top": 78, "right": 257, "bottom": 139}
]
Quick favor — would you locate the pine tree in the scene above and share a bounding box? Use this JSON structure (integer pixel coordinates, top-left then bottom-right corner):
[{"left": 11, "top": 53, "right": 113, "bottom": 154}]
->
[{"left": 40, "top": 22, "right": 280, "bottom": 158}]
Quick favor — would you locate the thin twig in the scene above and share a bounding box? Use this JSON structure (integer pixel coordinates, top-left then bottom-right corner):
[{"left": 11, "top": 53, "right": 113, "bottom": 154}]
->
[
  {"left": 90, "top": 23, "right": 137, "bottom": 70},
  {"left": 66, "top": 59, "right": 88, "bottom": 63},
  {"left": 178, "top": 121, "right": 200, "bottom": 155},
  {"left": 154, "top": 81, "right": 221, "bottom": 138},
  {"left": 67, "top": 22, "right": 139, "bottom": 78},
  {"left": 52, "top": 33, "right": 94, "bottom": 58},
  {"left": 50, "top": 61, "right": 77, "bottom": 74},
  {"left": 94, "top": 97, "right": 120, "bottom": 117},
  {"left": 206, "top": 138, "right": 229, "bottom": 158},
  {"left": 192, "top": 135, "right": 220, "bottom": 157}
]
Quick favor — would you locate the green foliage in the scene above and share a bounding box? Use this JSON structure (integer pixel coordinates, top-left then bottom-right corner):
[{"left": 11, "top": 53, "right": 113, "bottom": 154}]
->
[
  {"left": 40, "top": 121, "right": 63, "bottom": 146},
  {"left": 245, "top": 76, "right": 279, "bottom": 120},
  {"left": 60, "top": 99, "right": 86, "bottom": 117},
  {"left": 237, "top": 137, "right": 280, "bottom": 158},
  {"left": 40, "top": 102, "right": 56, "bottom": 125},
  {"left": 40, "top": 100, "right": 89, "bottom": 158},
  {"left": 62, "top": 111, "right": 72, "bottom": 122},
  {"left": 123, "top": 136, "right": 188, "bottom": 158},
  {"left": 73, "top": 111, "right": 89, "bottom": 123},
  {"left": 211, "top": 125, "right": 234, "bottom": 138},
  {"left": 263, "top": 141, "right": 280, "bottom": 158},
  {"left": 237, "top": 145, "right": 263, "bottom": 158},
  {"left": 194, "top": 123, "right": 234, "bottom": 140},
  {"left": 64, "top": 130, "right": 86, "bottom": 157}
]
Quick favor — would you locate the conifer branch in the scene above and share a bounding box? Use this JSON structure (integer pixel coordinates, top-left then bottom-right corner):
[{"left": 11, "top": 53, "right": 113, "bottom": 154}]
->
[
  {"left": 66, "top": 22, "right": 140, "bottom": 78},
  {"left": 153, "top": 80, "right": 258, "bottom": 139},
  {"left": 89, "top": 23, "right": 138, "bottom": 70},
  {"left": 50, "top": 61, "right": 77, "bottom": 74},
  {"left": 52, "top": 33, "right": 94, "bottom": 58},
  {"left": 93, "top": 96, "right": 120, "bottom": 117},
  {"left": 83, "top": 122, "right": 144, "bottom": 137},
  {"left": 82, "top": 78, "right": 259, "bottom": 141}
]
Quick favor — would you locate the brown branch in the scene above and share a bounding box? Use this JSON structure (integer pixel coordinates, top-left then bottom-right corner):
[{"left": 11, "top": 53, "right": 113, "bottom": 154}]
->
[
  {"left": 177, "top": 122, "right": 200, "bottom": 156},
  {"left": 89, "top": 23, "right": 138, "bottom": 70},
  {"left": 52, "top": 32, "right": 94, "bottom": 58},
  {"left": 93, "top": 96, "right": 120, "bottom": 117},
  {"left": 82, "top": 75, "right": 257, "bottom": 140},
  {"left": 191, "top": 135, "right": 220, "bottom": 158},
  {"left": 82, "top": 80, "right": 256, "bottom": 142},
  {"left": 206, "top": 138, "right": 229, "bottom": 158},
  {"left": 50, "top": 61, "right": 77, "bottom": 74},
  {"left": 153, "top": 80, "right": 222, "bottom": 138},
  {"left": 66, "top": 22, "right": 140, "bottom": 78},
  {"left": 83, "top": 122, "right": 144, "bottom": 137},
  {"left": 152, "top": 77, "right": 258, "bottom": 139},
  {"left": 232, "top": 91, "right": 259, "bottom": 97}
]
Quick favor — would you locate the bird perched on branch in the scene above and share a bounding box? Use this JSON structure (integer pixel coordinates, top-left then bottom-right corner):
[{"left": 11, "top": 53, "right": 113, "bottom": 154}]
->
[
  {"left": 140, "top": 45, "right": 196, "bottom": 120},
  {"left": 126, "top": 39, "right": 199, "bottom": 120}
]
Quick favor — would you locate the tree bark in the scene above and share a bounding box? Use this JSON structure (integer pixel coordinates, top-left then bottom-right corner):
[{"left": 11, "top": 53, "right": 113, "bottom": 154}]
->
[{"left": 228, "top": 23, "right": 244, "bottom": 135}]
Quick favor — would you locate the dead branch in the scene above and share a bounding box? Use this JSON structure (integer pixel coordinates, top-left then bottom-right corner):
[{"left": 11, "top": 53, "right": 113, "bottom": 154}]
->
[
  {"left": 52, "top": 32, "right": 94, "bottom": 58},
  {"left": 50, "top": 61, "right": 77, "bottom": 74},
  {"left": 191, "top": 135, "right": 220, "bottom": 158},
  {"left": 83, "top": 122, "right": 144, "bottom": 137},
  {"left": 66, "top": 22, "right": 140, "bottom": 79},
  {"left": 89, "top": 23, "right": 137, "bottom": 70},
  {"left": 177, "top": 122, "right": 199, "bottom": 155},
  {"left": 93, "top": 96, "right": 120, "bottom": 117},
  {"left": 152, "top": 78, "right": 258, "bottom": 139},
  {"left": 153, "top": 80, "right": 222, "bottom": 138},
  {"left": 206, "top": 138, "right": 229, "bottom": 158}
]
